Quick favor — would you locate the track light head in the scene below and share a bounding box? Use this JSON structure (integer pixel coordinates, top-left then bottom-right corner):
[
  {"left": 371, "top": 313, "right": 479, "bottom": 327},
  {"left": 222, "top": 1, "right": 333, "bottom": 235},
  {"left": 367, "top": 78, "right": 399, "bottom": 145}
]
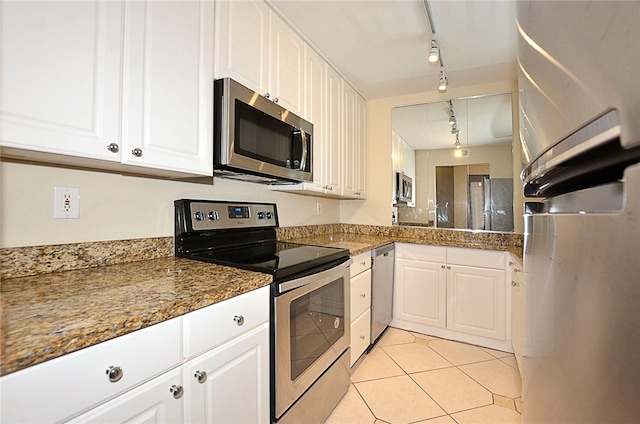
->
[
  {"left": 438, "top": 70, "right": 448, "bottom": 92},
  {"left": 428, "top": 35, "right": 439, "bottom": 63}
]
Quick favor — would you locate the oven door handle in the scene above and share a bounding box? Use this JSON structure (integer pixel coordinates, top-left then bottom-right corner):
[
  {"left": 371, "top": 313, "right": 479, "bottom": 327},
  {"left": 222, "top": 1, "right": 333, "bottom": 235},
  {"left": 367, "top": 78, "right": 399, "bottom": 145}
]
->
[{"left": 278, "top": 259, "right": 351, "bottom": 294}]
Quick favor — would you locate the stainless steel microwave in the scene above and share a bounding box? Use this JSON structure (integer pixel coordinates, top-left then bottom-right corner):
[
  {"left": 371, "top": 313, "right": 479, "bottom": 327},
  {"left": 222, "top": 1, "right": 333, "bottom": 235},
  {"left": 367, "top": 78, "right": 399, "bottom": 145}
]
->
[
  {"left": 214, "top": 78, "right": 313, "bottom": 183},
  {"left": 396, "top": 172, "right": 413, "bottom": 204}
]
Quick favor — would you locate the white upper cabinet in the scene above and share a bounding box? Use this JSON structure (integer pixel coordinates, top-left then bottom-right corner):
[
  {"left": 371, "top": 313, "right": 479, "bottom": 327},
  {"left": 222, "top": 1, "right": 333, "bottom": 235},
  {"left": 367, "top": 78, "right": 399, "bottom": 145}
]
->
[
  {"left": 341, "top": 82, "right": 357, "bottom": 198},
  {"left": 268, "top": 10, "right": 304, "bottom": 115},
  {"left": 0, "top": 1, "right": 123, "bottom": 162},
  {"left": 215, "top": 2, "right": 304, "bottom": 117},
  {"left": 0, "top": 0, "right": 214, "bottom": 177},
  {"left": 122, "top": 0, "right": 214, "bottom": 176},
  {"left": 355, "top": 94, "right": 367, "bottom": 198},
  {"left": 324, "top": 66, "right": 343, "bottom": 193},
  {"left": 303, "top": 45, "right": 327, "bottom": 189},
  {"left": 214, "top": 0, "right": 270, "bottom": 95}
]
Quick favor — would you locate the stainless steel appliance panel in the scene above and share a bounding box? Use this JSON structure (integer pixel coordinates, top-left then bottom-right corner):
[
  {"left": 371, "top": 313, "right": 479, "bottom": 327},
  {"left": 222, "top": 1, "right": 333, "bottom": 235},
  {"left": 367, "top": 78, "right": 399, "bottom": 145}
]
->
[
  {"left": 370, "top": 244, "right": 394, "bottom": 344},
  {"left": 523, "top": 164, "right": 640, "bottom": 423},
  {"left": 517, "top": 1, "right": 640, "bottom": 161}
]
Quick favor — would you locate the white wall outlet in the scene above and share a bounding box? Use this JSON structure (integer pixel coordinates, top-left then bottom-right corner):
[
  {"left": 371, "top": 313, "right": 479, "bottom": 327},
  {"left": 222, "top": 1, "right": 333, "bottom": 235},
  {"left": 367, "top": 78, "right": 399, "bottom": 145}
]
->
[
  {"left": 54, "top": 187, "right": 80, "bottom": 219},
  {"left": 316, "top": 202, "right": 323, "bottom": 216}
]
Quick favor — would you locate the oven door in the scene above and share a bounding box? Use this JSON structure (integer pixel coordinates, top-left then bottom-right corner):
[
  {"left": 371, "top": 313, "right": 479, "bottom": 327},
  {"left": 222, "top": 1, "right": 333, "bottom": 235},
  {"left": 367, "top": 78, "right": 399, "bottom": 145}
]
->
[{"left": 274, "top": 260, "right": 351, "bottom": 419}]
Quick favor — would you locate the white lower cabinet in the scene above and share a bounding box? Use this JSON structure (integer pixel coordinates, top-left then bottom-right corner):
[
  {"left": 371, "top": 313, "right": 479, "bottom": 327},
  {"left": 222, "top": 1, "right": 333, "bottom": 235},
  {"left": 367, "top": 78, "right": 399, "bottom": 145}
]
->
[
  {"left": 392, "top": 243, "right": 511, "bottom": 351},
  {"left": 0, "top": 287, "right": 270, "bottom": 424},
  {"left": 67, "top": 368, "right": 184, "bottom": 424},
  {"left": 509, "top": 255, "right": 524, "bottom": 375},
  {"left": 349, "top": 251, "right": 372, "bottom": 366},
  {"left": 184, "top": 323, "right": 270, "bottom": 424}
]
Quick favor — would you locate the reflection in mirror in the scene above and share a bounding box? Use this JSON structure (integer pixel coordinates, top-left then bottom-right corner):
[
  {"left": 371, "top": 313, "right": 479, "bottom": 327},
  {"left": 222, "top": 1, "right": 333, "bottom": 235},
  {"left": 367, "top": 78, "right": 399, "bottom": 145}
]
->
[{"left": 392, "top": 93, "right": 514, "bottom": 232}]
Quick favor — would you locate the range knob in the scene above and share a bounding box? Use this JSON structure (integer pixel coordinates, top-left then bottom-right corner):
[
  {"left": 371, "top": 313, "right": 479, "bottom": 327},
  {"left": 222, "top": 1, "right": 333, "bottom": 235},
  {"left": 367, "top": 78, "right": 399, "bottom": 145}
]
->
[
  {"left": 257, "top": 211, "right": 266, "bottom": 219},
  {"left": 194, "top": 211, "right": 206, "bottom": 221},
  {"left": 265, "top": 212, "right": 274, "bottom": 220},
  {"left": 208, "top": 211, "right": 220, "bottom": 220}
]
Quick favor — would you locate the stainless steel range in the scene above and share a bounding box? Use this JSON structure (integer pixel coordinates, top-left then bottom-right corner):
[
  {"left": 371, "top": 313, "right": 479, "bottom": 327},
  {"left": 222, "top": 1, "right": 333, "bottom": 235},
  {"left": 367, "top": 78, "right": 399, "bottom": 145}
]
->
[{"left": 174, "top": 200, "right": 351, "bottom": 423}]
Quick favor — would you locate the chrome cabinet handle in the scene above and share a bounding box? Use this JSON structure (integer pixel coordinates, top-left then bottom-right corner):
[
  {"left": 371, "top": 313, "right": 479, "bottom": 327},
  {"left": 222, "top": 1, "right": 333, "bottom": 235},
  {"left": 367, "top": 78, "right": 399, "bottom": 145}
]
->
[
  {"left": 107, "top": 143, "right": 119, "bottom": 153},
  {"left": 360, "top": 293, "right": 366, "bottom": 298},
  {"left": 441, "top": 265, "right": 446, "bottom": 269},
  {"left": 234, "top": 315, "right": 244, "bottom": 326},
  {"left": 264, "top": 92, "right": 271, "bottom": 99},
  {"left": 360, "top": 335, "right": 365, "bottom": 340},
  {"left": 360, "top": 261, "right": 366, "bottom": 266},
  {"left": 106, "top": 366, "right": 123, "bottom": 383},
  {"left": 169, "top": 385, "right": 184, "bottom": 399},
  {"left": 131, "top": 148, "right": 143, "bottom": 157},
  {"left": 194, "top": 371, "right": 207, "bottom": 384},
  {"left": 512, "top": 280, "right": 518, "bottom": 287},
  {"left": 273, "top": 97, "right": 279, "bottom": 103},
  {"left": 514, "top": 268, "right": 521, "bottom": 273}
]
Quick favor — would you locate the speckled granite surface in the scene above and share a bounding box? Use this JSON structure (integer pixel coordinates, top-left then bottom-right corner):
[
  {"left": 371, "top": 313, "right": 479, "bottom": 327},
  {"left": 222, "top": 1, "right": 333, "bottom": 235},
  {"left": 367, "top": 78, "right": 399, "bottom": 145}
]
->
[
  {"left": 0, "top": 237, "right": 173, "bottom": 279},
  {"left": 0, "top": 224, "right": 522, "bottom": 377},
  {"left": 0, "top": 257, "right": 272, "bottom": 376}
]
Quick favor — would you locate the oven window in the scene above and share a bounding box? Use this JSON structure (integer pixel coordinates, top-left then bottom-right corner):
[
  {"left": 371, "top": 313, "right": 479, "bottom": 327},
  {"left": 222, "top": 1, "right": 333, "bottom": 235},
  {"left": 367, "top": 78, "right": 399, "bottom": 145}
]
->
[{"left": 289, "top": 278, "right": 344, "bottom": 381}]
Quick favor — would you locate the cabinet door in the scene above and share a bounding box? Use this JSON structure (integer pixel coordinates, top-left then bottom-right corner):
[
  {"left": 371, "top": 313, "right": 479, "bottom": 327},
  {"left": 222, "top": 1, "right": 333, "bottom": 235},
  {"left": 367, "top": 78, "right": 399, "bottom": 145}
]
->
[
  {"left": 67, "top": 368, "right": 184, "bottom": 424},
  {"left": 341, "top": 82, "right": 357, "bottom": 197},
  {"left": 303, "top": 45, "right": 327, "bottom": 189},
  {"left": 185, "top": 323, "right": 270, "bottom": 424},
  {"left": 121, "top": 0, "right": 213, "bottom": 175},
  {"left": 394, "top": 258, "right": 446, "bottom": 328},
  {"left": 350, "top": 309, "right": 371, "bottom": 366},
  {"left": 214, "top": 0, "right": 269, "bottom": 94},
  {"left": 447, "top": 265, "right": 506, "bottom": 340},
  {"left": 324, "top": 65, "right": 343, "bottom": 193},
  {"left": 355, "top": 94, "right": 367, "bottom": 198},
  {"left": 0, "top": 1, "right": 123, "bottom": 162},
  {"left": 268, "top": 10, "right": 304, "bottom": 116}
]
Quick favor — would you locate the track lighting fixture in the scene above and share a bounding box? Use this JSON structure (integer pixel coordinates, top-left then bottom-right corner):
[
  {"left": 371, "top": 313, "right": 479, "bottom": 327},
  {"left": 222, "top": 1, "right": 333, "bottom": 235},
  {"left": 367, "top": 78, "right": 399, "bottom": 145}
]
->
[
  {"left": 438, "top": 69, "right": 448, "bottom": 93},
  {"left": 428, "top": 35, "right": 440, "bottom": 63},
  {"left": 455, "top": 133, "right": 461, "bottom": 149}
]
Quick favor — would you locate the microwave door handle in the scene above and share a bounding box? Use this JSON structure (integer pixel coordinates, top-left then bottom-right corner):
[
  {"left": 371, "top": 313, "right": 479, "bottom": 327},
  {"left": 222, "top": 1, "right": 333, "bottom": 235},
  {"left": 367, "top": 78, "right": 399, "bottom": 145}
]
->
[{"left": 298, "top": 129, "right": 307, "bottom": 171}]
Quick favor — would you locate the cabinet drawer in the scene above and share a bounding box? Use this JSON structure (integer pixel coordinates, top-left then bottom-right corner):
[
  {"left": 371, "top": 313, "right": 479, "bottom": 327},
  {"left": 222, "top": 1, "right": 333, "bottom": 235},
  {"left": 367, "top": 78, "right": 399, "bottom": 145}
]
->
[
  {"left": 183, "top": 286, "right": 270, "bottom": 360},
  {"left": 350, "top": 251, "right": 372, "bottom": 277},
  {"left": 350, "top": 308, "right": 371, "bottom": 366},
  {"left": 350, "top": 268, "right": 371, "bottom": 320},
  {"left": 447, "top": 247, "right": 507, "bottom": 269},
  {"left": 395, "top": 243, "right": 447, "bottom": 262},
  {"left": 0, "top": 317, "right": 182, "bottom": 424}
]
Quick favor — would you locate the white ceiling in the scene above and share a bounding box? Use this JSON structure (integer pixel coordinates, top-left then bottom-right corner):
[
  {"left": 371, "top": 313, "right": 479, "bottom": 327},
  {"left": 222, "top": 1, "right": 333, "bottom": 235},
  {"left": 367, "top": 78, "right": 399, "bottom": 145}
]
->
[{"left": 269, "top": 0, "right": 518, "bottom": 100}]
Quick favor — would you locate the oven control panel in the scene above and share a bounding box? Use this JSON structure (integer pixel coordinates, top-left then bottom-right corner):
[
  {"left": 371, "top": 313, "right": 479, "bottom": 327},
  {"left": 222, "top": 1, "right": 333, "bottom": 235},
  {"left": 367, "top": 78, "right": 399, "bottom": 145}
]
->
[{"left": 183, "top": 200, "right": 278, "bottom": 231}]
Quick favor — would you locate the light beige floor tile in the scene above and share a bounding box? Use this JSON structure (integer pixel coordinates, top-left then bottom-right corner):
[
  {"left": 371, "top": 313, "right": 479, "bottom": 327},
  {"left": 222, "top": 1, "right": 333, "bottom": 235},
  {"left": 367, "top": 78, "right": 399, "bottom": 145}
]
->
[
  {"left": 427, "top": 338, "right": 495, "bottom": 366},
  {"left": 480, "top": 346, "right": 512, "bottom": 358},
  {"left": 325, "top": 384, "right": 375, "bottom": 424},
  {"left": 459, "top": 359, "right": 522, "bottom": 398},
  {"left": 515, "top": 397, "right": 524, "bottom": 414},
  {"left": 493, "top": 394, "right": 516, "bottom": 410},
  {"left": 382, "top": 343, "right": 452, "bottom": 374},
  {"left": 413, "top": 416, "right": 457, "bottom": 424},
  {"left": 499, "top": 354, "right": 519, "bottom": 371},
  {"left": 355, "top": 375, "right": 446, "bottom": 424},
  {"left": 450, "top": 404, "right": 521, "bottom": 424},
  {"left": 410, "top": 331, "right": 438, "bottom": 341},
  {"left": 411, "top": 367, "right": 493, "bottom": 414},
  {"left": 377, "top": 327, "right": 415, "bottom": 346},
  {"left": 351, "top": 346, "right": 405, "bottom": 383}
]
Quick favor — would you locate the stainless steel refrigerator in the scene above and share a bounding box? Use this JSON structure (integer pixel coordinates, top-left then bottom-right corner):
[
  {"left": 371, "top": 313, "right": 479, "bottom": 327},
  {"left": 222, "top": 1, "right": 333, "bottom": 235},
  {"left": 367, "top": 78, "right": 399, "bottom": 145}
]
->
[{"left": 518, "top": 1, "right": 640, "bottom": 422}]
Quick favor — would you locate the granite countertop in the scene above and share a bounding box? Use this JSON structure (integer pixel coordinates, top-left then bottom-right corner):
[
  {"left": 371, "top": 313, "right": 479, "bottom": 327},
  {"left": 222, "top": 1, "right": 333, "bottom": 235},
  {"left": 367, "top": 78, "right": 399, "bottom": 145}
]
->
[
  {"left": 0, "top": 257, "right": 272, "bottom": 376},
  {"left": 1, "top": 226, "right": 522, "bottom": 377}
]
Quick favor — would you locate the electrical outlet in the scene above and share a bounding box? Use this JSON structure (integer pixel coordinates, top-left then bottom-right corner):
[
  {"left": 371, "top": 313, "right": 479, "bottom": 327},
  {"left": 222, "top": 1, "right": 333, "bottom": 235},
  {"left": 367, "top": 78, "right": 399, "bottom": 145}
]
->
[
  {"left": 316, "top": 202, "right": 323, "bottom": 216},
  {"left": 54, "top": 187, "right": 80, "bottom": 219}
]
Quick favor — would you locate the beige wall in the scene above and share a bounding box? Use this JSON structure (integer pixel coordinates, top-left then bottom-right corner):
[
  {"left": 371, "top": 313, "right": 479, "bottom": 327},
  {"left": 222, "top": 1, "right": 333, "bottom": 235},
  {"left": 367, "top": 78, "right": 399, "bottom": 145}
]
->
[
  {"left": 341, "top": 79, "right": 525, "bottom": 233},
  {"left": 0, "top": 161, "right": 340, "bottom": 248}
]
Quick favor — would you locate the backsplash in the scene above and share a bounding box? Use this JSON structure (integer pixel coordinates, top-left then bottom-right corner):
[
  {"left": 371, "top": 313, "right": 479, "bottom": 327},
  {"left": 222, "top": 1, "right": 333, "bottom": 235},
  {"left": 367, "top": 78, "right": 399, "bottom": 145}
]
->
[{"left": 0, "top": 237, "right": 173, "bottom": 279}]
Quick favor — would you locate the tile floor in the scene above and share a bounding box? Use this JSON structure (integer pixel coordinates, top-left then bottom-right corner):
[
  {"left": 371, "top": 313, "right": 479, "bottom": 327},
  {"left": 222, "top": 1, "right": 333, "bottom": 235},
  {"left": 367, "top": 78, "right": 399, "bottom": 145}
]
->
[{"left": 325, "top": 327, "right": 522, "bottom": 424}]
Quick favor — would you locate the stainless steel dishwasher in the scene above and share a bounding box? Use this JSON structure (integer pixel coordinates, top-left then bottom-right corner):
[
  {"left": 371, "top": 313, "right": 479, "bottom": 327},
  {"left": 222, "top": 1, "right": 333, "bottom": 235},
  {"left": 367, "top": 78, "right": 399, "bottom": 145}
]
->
[{"left": 370, "top": 243, "right": 395, "bottom": 345}]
